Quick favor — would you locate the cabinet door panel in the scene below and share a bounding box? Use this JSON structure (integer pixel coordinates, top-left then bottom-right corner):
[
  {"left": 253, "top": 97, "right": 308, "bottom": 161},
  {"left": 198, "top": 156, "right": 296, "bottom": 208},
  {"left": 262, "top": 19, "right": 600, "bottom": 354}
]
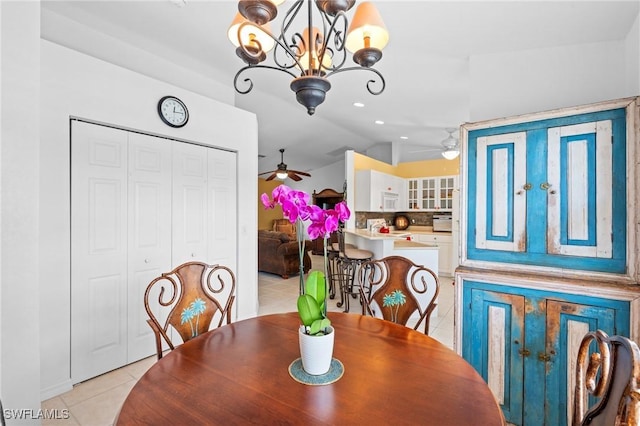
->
[
  {"left": 544, "top": 300, "right": 618, "bottom": 426},
  {"left": 475, "top": 132, "right": 527, "bottom": 252},
  {"left": 547, "top": 121, "right": 612, "bottom": 258},
  {"left": 464, "top": 288, "right": 525, "bottom": 425}
]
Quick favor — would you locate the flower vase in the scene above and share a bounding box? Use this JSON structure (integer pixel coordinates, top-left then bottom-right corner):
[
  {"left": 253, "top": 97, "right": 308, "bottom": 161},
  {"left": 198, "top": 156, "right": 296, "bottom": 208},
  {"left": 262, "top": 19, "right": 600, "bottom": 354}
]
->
[{"left": 298, "top": 325, "right": 334, "bottom": 375}]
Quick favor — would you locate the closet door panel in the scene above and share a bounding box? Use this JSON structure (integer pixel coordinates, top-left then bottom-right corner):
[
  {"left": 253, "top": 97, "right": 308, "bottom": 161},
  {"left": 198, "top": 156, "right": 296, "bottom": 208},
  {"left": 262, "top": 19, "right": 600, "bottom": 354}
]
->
[
  {"left": 126, "top": 132, "right": 172, "bottom": 362},
  {"left": 71, "top": 121, "right": 128, "bottom": 383},
  {"left": 172, "top": 142, "right": 209, "bottom": 265},
  {"left": 207, "top": 149, "right": 237, "bottom": 268}
]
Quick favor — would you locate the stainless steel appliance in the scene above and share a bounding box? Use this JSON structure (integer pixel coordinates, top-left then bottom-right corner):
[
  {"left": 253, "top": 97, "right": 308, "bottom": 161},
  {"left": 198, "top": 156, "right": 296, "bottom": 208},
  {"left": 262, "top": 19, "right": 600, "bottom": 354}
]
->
[{"left": 433, "top": 214, "right": 452, "bottom": 232}]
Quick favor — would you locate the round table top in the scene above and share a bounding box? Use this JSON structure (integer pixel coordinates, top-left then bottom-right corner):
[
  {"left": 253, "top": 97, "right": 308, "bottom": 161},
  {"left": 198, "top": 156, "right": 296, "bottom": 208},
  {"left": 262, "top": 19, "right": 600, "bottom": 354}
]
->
[{"left": 116, "top": 312, "right": 504, "bottom": 425}]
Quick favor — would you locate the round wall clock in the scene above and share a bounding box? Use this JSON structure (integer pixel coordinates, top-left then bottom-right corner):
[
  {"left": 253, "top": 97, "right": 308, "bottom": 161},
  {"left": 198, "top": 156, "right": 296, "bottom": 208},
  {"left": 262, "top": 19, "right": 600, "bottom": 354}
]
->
[{"left": 157, "top": 96, "right": 189, "bottom": 128}]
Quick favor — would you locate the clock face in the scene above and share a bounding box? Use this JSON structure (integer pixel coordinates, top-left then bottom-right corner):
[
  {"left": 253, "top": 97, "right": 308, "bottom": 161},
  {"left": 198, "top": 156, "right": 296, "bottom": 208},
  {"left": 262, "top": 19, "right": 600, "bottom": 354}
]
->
[{"left": 158, "top": 96, "right": 189, "bottom": 128}]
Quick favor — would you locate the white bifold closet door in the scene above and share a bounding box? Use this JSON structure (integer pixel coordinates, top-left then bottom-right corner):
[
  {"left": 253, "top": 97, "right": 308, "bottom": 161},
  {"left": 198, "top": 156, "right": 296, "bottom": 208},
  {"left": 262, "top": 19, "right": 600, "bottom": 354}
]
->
[{"left": 71, "top": 121, "right": 236, "bottom": 383}]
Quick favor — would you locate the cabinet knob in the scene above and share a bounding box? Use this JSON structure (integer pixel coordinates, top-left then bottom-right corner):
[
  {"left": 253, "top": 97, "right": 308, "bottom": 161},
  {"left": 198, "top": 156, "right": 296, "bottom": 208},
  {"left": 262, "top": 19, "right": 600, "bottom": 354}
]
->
[
  {"left": 191, "top": 253, "right": 196, "bottom": 257},
  {"left": 144, "top": 259, "right": 150, "bottom": 264},
  {"left": 540, "top": 182, "right": 551, "bottom": 190},
  {"left": 523, "top": 183, "right": 532, "bottom": 190}
]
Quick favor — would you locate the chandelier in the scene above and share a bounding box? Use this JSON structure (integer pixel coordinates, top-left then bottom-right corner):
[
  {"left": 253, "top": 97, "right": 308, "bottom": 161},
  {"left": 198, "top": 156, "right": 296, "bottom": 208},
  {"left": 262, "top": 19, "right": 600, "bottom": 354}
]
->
[{"left": 228, "top": 0, "right": 389, "bottom": 115}]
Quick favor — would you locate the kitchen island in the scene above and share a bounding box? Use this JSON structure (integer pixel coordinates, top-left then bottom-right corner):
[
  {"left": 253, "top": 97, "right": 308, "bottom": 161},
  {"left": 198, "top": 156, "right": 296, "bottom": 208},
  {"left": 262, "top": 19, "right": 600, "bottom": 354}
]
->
[{"left": 344, "top": 229, "right": 439, "bottom": 277}]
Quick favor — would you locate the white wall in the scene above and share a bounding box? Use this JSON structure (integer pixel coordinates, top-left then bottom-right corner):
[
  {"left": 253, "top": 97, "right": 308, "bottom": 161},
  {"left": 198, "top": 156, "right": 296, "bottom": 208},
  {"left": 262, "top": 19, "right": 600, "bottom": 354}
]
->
[
  {"left": 1, "top": 2, "right": 42, "bottom": 421},
  {"left": 39, "top": 40, "right": 258, "bottom": 400},
  {"left": 626, "top": 13, "right": 640, "bottom": 94},
  {"left": 469, "top": 40, "right": 630, "bottom": 121},
  {"left": 289, "top": 159, "right": 346, "bottom": 197}
]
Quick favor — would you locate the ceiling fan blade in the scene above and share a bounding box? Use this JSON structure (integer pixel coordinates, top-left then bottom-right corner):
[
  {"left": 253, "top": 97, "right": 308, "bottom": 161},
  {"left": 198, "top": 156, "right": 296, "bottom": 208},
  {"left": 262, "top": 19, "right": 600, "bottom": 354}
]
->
[
  {"left": 258, "top": 170, "right": 277, "bottom": 176},
  {"left": 287, "top": 169, "right": 311, "bottom": 177},
  {"left": 288, "top": 172, "right": 302, "bottom": 182},
  {"left": 264, "top": 172, "right": 277, "bottom": 181}
]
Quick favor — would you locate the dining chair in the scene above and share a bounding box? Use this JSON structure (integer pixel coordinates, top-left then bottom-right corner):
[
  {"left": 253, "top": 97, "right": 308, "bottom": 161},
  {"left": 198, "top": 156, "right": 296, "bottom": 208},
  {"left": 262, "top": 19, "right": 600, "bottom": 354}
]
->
[
  {"left": 572, "top": 329, "right": 640, "bottom": 426},
  {"left": 144, "top": 261, "right": 236, "bottom": 359},
  {"left": 358, "top": 255, "right": 439, "bottom": 334}
]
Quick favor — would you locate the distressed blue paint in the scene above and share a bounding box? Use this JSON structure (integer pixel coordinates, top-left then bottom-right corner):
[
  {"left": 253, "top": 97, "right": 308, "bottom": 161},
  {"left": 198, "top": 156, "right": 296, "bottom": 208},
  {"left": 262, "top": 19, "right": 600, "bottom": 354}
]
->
[
  {"left": 467, "top": 107, "right": 627, "bottom": 273},
  {"left": 560, "top": 133, "right": 596, "bottom": 247},
  {"left": 462, "top": 280, "right": 631, "bottom": 426},
  {"left": 526, "top": 129, "right": 548, "bottom": 254},
  {"left": 467, "top": 288, "right": 524, "bottom": 425},
  {"left": 486, "top": 143, "right": 514, "bottom": 242},
  {"left": 545, "top": 307, "right": 615, "bottom": 426}
]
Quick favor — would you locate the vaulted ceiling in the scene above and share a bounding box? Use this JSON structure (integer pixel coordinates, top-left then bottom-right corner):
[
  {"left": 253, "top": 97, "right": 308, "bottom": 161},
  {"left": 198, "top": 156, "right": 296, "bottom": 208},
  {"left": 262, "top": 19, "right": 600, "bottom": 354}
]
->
[{"left": 41, "top": 1, "right": 639, "bottom": 175}]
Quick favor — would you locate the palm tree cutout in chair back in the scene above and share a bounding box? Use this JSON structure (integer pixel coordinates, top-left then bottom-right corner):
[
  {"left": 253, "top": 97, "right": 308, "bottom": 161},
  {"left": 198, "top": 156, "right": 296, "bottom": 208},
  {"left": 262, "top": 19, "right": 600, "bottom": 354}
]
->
[
  {"left": 382, "top": 290, "right": 407, "bottom": 323},
  {"left": 359, "top": 256, "right": 439, "bottom": 335},
  {"left": 180, "top": 297, "right": 207, "bottom": 339},
  {"left": 145, "top": 261, "right": 236, "bottom": 359}
]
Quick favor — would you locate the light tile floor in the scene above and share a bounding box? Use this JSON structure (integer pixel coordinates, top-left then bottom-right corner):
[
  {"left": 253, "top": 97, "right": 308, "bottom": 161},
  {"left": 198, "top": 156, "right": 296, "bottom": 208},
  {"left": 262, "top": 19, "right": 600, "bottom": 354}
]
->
[{"left": 42, "top": 255, "right": 455, "bottom": 426}]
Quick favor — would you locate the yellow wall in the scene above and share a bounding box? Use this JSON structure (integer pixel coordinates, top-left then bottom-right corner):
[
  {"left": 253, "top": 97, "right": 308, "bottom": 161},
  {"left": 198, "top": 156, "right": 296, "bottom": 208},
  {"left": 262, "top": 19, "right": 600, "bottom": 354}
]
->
[
  {"left": 396, "top": 158, "right": 459, "bottom": 178},
  {"left": 354, "top": 152, "right": 459, "bottom": 178},
  {"left": 258, "top": 178, "right": 283, "bottom": 230}
]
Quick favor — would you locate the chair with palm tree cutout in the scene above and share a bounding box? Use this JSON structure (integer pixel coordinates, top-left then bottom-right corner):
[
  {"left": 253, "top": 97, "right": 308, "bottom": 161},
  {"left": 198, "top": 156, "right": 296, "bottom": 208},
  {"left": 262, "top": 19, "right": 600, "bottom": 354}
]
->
[
  {"left": 358, "top": 255, "right": 439, "bottom": 335},
  {"left": 144, "top": 261, "right": 236, "bottom": 359},
  {"left": 572, "top": 329, "right": 640, "bottom": 426}
]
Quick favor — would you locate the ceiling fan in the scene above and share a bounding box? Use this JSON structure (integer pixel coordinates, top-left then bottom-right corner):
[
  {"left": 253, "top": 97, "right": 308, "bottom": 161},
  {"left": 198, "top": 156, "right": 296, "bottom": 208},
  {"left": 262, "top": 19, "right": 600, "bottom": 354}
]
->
[
  {"left": 408, "top": 128, "right": 460, "bottom": 159},
  {"left": 258, "top": 149, "right": 311, "bottom": 182}
]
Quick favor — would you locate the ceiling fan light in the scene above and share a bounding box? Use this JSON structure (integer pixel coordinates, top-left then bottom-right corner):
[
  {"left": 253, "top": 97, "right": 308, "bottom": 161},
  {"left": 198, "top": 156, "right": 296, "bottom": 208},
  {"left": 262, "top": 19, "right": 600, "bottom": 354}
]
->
[
  {"left": 345, "top": 2, "right": 389, "bottom": 53},
  {"left": 442, "top": 148, "right": 460, "bottom": 160},
  {"left": 276, "top": 170, "right": 288, "bottom": 179}
]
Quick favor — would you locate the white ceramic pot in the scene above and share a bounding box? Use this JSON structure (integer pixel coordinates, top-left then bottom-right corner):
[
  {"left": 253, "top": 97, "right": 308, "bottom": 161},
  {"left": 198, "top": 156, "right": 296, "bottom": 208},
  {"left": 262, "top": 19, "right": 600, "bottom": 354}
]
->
[{"left": 298, "top": 325, "right": 334, "bottom": 375}]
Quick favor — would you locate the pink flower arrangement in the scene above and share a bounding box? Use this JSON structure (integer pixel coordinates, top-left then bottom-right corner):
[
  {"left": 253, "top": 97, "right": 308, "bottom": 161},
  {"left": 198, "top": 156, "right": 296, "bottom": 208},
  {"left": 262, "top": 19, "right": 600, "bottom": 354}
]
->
[
  {"left": 261, "top": 184, "right": 350, "bottom": 296},
  {"left": 261, "top": 185, "right": 350, "bottom": 240}
]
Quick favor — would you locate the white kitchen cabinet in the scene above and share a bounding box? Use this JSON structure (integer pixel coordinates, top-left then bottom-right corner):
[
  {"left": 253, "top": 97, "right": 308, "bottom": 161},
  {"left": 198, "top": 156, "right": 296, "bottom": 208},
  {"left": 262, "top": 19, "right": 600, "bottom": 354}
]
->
[
  {"left": 407, "top": 175, "right": 457, "bottom": 211},
  {"left": 356, "top": 169, "right": 405, "bottom": 212},
  {"left": 413, "top": 233, "right": 453, "bottom": 276}
]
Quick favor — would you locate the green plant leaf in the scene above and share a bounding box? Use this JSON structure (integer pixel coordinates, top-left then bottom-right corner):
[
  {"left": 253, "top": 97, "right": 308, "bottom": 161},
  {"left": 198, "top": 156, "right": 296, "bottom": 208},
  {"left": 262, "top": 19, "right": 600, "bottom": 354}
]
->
[
  {"left": 305, "top": 270, "right": 326, "bottom": 306},
  {"left": 297, "top": 294, "right": 321, "bottom": 326},
  {"left": 309, "top": 317, "right": 331, "bottom": 335}
]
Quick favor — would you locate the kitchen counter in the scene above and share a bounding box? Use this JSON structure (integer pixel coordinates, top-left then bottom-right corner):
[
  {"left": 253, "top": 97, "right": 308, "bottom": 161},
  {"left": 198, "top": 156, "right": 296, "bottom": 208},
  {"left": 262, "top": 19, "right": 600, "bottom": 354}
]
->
[
  {"left": 347, "top": 229, "right": 413, "bottom": 240},
  {"left": 345, "top": 227, "right": 440, "bottom": 317}
]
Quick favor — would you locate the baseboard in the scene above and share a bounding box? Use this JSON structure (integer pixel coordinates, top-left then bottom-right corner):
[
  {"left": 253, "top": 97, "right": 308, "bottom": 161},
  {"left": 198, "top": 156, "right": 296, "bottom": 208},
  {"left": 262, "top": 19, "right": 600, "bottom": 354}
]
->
[{"left": 40, "top": 379, "right": 73, "bottom": 402}]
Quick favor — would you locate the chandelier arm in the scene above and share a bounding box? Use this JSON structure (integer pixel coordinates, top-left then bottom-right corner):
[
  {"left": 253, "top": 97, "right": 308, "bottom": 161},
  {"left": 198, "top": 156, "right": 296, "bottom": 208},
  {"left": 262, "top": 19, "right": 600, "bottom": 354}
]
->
[
  {"left": 271, "top": 1, "right": 306, "bottom": 71},
  {"left": 317, "top": 10, "right": 348, "bottom": 73},
  {"left": 327, "top": 66, "right": 386, "bottom": 95},
  {"left": 233, "top": 65, "right": 298, "bottom": 94}
]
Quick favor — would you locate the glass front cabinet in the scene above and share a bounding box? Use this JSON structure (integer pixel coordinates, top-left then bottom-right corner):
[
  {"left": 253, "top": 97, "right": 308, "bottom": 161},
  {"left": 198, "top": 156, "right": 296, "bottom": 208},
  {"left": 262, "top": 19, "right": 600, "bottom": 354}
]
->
[
  {"left": 456, "top": 97, "right": 640, "bottom": 426},
  {"left": 406, "top": 175, "right": 457, "bottom": 211}
]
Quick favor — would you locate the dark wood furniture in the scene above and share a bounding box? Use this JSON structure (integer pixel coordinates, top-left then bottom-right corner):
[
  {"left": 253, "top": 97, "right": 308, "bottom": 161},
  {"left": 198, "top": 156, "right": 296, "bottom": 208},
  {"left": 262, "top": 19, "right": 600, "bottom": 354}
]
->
[
  {"left": 573, "top": 330, "right": 640, "bottom": 426},
  {"left": 359, "top": 255, "right": 440, "bottom": 334},
  {"left": 310, "top": 188, "right": 344, "bottom": 254},
  {"left": 116, "top": 312, "right": 505, "bottom": 425},
  {"left": 144, "top": 261, "right": 235, "bottom": 360}
]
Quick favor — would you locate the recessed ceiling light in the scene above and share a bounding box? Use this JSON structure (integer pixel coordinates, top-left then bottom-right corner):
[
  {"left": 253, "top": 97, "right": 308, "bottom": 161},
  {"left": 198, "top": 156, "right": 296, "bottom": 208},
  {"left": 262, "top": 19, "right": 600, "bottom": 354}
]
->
[
  {"left": 375, "top": 120, "right": 384, "bottom": 125},
  {"left": 400, "top": 136, "right": 408, "bottom": 140},
  {"left": 353, "top": 102, "right": 365, "bottom": 108}
]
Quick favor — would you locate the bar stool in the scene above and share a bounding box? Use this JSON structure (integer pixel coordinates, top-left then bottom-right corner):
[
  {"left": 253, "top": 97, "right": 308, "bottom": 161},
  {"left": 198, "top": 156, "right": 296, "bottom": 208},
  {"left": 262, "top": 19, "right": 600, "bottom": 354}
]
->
[
  {"left": 326, "top": 237, "right": 355, "bottom": 300},
  {"left": 335, "top": 230, "right": 373, "bottom": 313}
]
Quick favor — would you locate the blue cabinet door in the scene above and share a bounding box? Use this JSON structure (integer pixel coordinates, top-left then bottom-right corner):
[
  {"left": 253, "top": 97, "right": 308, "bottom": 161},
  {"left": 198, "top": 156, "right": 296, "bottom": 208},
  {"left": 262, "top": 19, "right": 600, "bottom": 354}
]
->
[
  {"left": 466, "top": 108, "right": 627, "bottom": 273},
  {"left": 543, "top": 300, "right": 623, "bottom": 426},
  {"left": 464, "top": 286, "right": 525, "bottom": 425},
  {"left": 462, "top": 280, "right": 630, "bottom": 426}
]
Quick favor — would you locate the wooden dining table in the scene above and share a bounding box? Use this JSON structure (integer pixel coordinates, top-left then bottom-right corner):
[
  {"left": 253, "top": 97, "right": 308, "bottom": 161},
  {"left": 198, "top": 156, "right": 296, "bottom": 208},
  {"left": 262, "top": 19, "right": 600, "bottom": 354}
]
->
[{"left": 115, "top": 312, "right": 505, "bottom": 425}]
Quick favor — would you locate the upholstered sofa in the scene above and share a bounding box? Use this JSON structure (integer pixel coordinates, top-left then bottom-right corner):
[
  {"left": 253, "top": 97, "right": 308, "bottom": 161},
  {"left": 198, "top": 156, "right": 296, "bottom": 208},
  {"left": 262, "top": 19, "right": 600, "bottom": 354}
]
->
[{"left": 258, "top": 230, "right": 311, "bottom": 279}]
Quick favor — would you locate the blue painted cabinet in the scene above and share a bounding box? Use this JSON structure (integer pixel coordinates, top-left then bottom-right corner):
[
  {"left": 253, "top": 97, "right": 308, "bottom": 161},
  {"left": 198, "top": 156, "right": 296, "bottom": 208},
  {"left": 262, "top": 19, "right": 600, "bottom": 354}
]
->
[
  {"left": 462, "top": 279, "right": 630, "bottom": 426},
  {"left": 466, "top": 108, "right": 627, "bottom": 273},
  {"left": 459, "top": 98, "right": 640, "bottom": 426}
]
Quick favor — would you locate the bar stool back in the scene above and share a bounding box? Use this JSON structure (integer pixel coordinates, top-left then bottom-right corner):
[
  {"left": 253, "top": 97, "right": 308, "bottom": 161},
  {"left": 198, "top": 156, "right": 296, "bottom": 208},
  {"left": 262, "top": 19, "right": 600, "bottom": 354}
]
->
[{"left": 335, "top": 229, "right": 374, "bottom": 313}]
